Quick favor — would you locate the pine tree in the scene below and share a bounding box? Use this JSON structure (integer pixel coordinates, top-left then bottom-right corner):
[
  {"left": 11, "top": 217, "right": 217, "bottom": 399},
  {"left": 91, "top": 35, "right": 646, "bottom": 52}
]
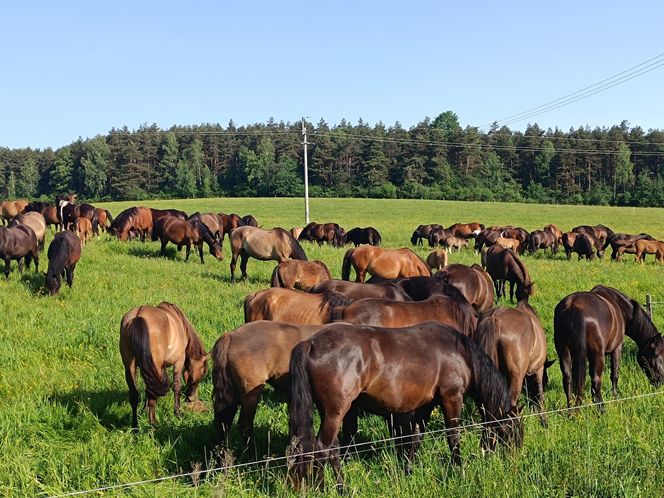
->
[
  {"left": 80, "top": 136, "right": 110, "bottom": 199},
  {"left": 50, "top": 147, "right": 74, "bottom": 195}
]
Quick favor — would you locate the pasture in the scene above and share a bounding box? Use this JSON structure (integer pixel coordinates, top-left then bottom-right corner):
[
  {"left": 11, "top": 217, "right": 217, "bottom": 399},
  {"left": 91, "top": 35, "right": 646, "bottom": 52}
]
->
[{"left": 2, "top": 197, "right": 664, "bottom": 497}]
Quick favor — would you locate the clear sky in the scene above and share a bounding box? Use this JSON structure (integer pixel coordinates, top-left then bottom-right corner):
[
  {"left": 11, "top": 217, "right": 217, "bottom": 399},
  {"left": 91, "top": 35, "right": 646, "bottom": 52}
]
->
[{"left": 1, "top": 1, "right": 663, "bottom": 149}]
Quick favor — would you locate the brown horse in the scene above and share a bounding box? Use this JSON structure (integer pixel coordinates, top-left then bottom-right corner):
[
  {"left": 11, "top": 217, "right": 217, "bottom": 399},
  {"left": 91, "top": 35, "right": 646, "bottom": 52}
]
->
[
  {"left": 0, "top": 224, "right": 39, "bottom": 278},
  {"left": 288, "top": 322, "right": 523, "bottom": 491},
  {"left": 291, "top": 227, "right": 304, "bottom": 240},
  {"left": 495, "top": 237, "right": 521, "bottom": 253},
  {"left": 110, "top": 206, "right": 153, "bottom": 241},
  {"left": 525, "top": 228, "right": 558, "bottom": 256},
  {"left": 25, "top": 202, "right": 61, "bottom": 231},
  {"left": 244, "top": 288, "right": 351, "bottom": 324},
  {"left": 74, "top": 217, "right": 93, "bottom": 246},
  {"left": 342, "top": 226, "right": 382, "bottom": 246},
  {"left": 57, "top": 199, "right": 99, "bottom": 233},
  {"left": 270, "top": 259, "right": 331, "bottom": 291},
  {"left": 474, "top": 229, "right": 504, "bottom": 252},
  {"left": 212, "top": 321, "right": 336, "bottom": 446},
  {"left": 572, "top": 224, "right": 614, "bottom": 249},
  {"left": 299, "top": 222, "right": 345, "bottom": 247},
  {"left": 148, "top": 207, "right": 188, "bottom": 222},
  {"left": 561, "top": 231, "right": 578, "bottom": 260},
  {"left": 229, "top": 226, "right": 308, "bottom": 282},
  {"left": 9, "top": 212, "right": 46, "bottom": 251},
  {"left": 434, "top": 263, "right": 494, "bottom": 312},
  {"left": 332, "top": 292, "right": 477, "bottom": 336},
  {"left": 188, "top": 212, "right": 225, "bottom": 242},
  {"left": 554, "top": 285, "right": 664, "bottom": 408},
  {"left": 447, "top": 222, "right": 484, "bottom": 239},
  {"left": 45, "top": 231, "right": 81, "bottom": 295},
  {"left": 309, "top": 279, "right": 412, "bottom": 301},
  {"left": 634, "top": 239, "right": 664, "bottom": 263},
  {"left": 485, "top": 245, "right": 534, "bottom": 302},
  {"left": 426, "top": 249, "right": 448, "bottom": 271},
  {"left": 94, "top": 208, "right": 114, "bottom": 232},
  {"left": 219, "top": 212, "right": 243, "bottom": 239},
  {"left": 0, "top": 199, "right": 28, "bottom": 225},
  {"left": 342, "top": 246, "right": 430, "bottom": 283},
  {"left": 119, "top": 302, "right": 208, "bottom": 427},
  {"left": 572, "top": 232, "right": 604, "bottom": 260},
  {"left": 609, "top": 232, "right": 654, "bottom": 261},
  {"left": 476, "top": 301, "right": 553, "bottom": 425},
  {"left": 411, "top": 223, "right": 443, "bottom": 245},
  {"left": 442, "top": 235, "right": 469, "bottom": 251},
  {"left": 152, "top": 216, "right": 223, "bottom": 263}
]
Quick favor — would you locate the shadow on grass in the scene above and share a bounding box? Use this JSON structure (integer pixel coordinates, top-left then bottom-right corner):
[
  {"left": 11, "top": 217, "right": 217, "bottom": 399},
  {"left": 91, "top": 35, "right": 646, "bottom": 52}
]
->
[
  {"left": 48, "top": 389, "right": 129, "bottom": 430},
  {"left": 20, "top": 271, "right": 48, "bottom": 296},
  {"left": 127, "top": 245, "right": 180, "bottom": 260},
  {"left": 201, "top": 271, "right": 268, "bottom": 285}
]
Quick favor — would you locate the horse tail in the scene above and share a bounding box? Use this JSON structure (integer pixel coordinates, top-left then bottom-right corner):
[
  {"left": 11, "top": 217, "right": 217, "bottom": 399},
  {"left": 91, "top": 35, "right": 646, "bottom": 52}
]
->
[
  {"left": 373, "top": 229, "right": 382, "bottom": 246},
  {"left": 332, "top": 227, "right": 344, "bottom": 247},
  {"left": 476, "top": 314, "right": 500, "bottom": 366},
  {"left": 243, "top": 292, "right": 257, "bottom": 323},
  {"left": 91, "top": 211, "right": 99, "bottom": 235},
  {"left": 288, "top": 340, "right": 316, "bottom": 482},
  {"left": 128, "top": 316, "right": 170, "bottom": 399},
  {"left": 288, "top": 233, "right": 308, "bottom": 261},
  {"left": 105, "top": 209, "right": 114, "bottom": 225},
  {"left": 270, "top": 265, "right": 283, "bottom": 288},
  {"left": 341, "top": 248, "right": 355, "bottom": 280},
  {"left": 212, "top": 333, "right": 237, "bottom": 441},
  {"left": 555, "top": 301, "right": 587, "bottom": 404}
]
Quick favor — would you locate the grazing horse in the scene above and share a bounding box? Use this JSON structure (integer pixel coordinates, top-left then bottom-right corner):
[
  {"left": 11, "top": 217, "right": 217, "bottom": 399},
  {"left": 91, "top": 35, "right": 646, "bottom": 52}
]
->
[
  {"left": 149, "top": 208, "right": 188, "bottom": 222},
  {"left": 554, "top": 285, "right": 664, "bottom": 408},
  {"left": 110, "top": 207, "right": 153, "bottom": 242},
  {"left": 572, "top": 232, "right": 604, "bottom": 260},
  {"left": 270, "top": 259, "right": 331, "bottom": 291},
  {"left": 476, "top": 301, "right": 554, "bottom": 425},
  {"left": 243, "top": 288, "right": 351, "bottom": 324},
  {"left": 609, "top": 233, "right": 654, "bottom": 261},
  {"left": 434, "top": 263, "right": 495, "bottom": 312},
  {"left": 411, "top": 224, "right": 443, "bottom": 245},
  {"left": 291, "top": 227, "right": 304, "bottom": 240},
  {"left": 45, "top": 231, "right": 81, "bottom": 295},
  {"left": 57, "top": 198, "right": 98, "bottom": 233},
  {"left": 9, "top": 212, "right": 46, "bottom": 251},
  {"left": 187, "top": 212, "right": 225, "bottom": 243},
  {"left": 0, "top": 224, "right": 39, "bottom": 278},
  {"left": 526, "top": 228, "right": 558, "bottom": 256},
  {"left": 219, "top": 213, "right": 243, "bottom": 239},
  {"left": 309, "top": 279, "right": 411, "bottom": 301},
  {"left": 240, "top": 214, "right": 258, "bottom": 227},
  {"left": 341, "top": 246, "right": 430, "bottom": 283},
  {"left": 447, "top": 222, "right": 485, "bottom": 239},
  {"left": 495, "top": 237, "right": 521, "bottom": 253},
  {"left": 502, "top": 227, "right": 530, "bottom": 243},
  {"left": 229, "top": 226, "right": 308, "bottom": 282},
  {"left": 634, "top": 239, "right": 664, "bottom": 264},
  {"left": 299, "top": 222, "right": 345, "bottom": 247},
  {"left": 427, "top": 227, "right": 452, "bottom": 247},
  {"left": 94, "top": 208, "right": 114, "bottom": 232},
  {"left": 74, "top": 217, "right": 93, "bottom": 246},
  {"left": 474, "top": 229, "right": 504, "bottom": 252},
  {"left": 342, "top": 226, "right": 382, "bottom": 246},
  {"left": 485, "top": 245, "right": 534, "bottom": 302},
  {"left": 25, "top": 202, "right": 61, "bottom": 231},
  {"left": 288, "top": 322, "right": 523, "bottom": 491},
  {"left": 426, "top": 249, "right": 448, "bottom": 271},
  {"left": 442, "top": 235, "right": 468, "bottom": 251},
  {"left": 561, "top": 231, "right": 577, "bottom": 260},
  {"left": 120, "top": 302, "right": 208, "bottom": 428},
  {"left": 212, "top": 321, "right": 336, "bottom": 447},
  {"left": 152, "top": 216, "right": 223, "bottom": 263},
  {"left": 332, "top": 292, "right": 478, "bottom": 337},
  {"left": 572, "top": 224, "right": 614, "bottom": 249},
  {"left": 0, "top": 199, "right": 28, "bottom": 225}
]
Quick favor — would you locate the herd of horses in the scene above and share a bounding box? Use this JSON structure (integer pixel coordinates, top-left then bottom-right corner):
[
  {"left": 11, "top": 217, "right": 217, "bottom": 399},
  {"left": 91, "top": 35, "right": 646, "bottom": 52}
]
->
[{"left": 4, "top": 195, "right": 664, "bottom": 492}]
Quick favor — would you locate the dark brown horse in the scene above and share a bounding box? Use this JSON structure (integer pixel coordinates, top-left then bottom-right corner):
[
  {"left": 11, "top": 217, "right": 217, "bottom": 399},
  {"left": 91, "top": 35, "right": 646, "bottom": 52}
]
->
[
  {"left": 434, "top": 263, "right": 495, "bottom": 312},
  {"left": 342, "top": 246, "right": 430, "bottom": 282},
  {"left": 526, "top": 227, "right": 558, "bottom": 256},
  {"left": 609, "top": 233, "right": 654, "bottom": 261},
  {"left": 342, "top": 226, "right": 382, "bottom": 246},
  {"left": 152, "top": 216, "right": 223, "bottom": 263},
  {"left": 572, "top": 224, "right": 614, "bottom": 249},
  {"left": 427, "top": 227, "right": 453, "bottom": 247},
  {"left": 229, "top": 226, "right": 308, "bottom": 282},
  {"left": 0, "top": 224, "right": 39, "bottom": 278},
  {"left": 410, "top": 223, "right": 443, "bottom": 245},
  {"left": 45, "top": 231, "right": 81, "bottom": 295},
  {"left": 240, "top": 214, "right": 258, "bottom": 227},
  {"left": 219, "top": 213, "right": 243, "bottom": 239},
  {"left": 476, "top": 301, "right": 554, "bottom": 425},
  {"left": 561, "top": 231, "right": 577, "bottom": 260},
  {"left": 188, "top": 212, "right": 225, "bottom": 242},
  {"left": 474, "top": 229, "right": 504, "bottom": 252},
  {"left": 244, "top": 288, "right": 351, "bottom": 324},
  {"left": 554, "top": 285, "right": 664, "bottom": 408},
  {"left": 120, "top": 302, "right": 208, "bottom": 427},
  {"left": 309, "top": 279, "right": 412, "bottom": 301},
  {"left": 212, "top": 321, "right": 336, "bottom": 446},
  {"left": 299, "top": 222, "right": 345, "bottom": 247},
  {"left": 149, "top": 207, "right": 188, "bottom": 222},
  {"left": 25, "top": 202, "right": 61, "bottom": 230},
  {"left": 110, "top": 206, "right": 153, "bottom": 242},
  {"left": 485, "top": 245, "right": 534, "bottom": 302},
  {"left": 270, "top": 259, "right": 331, "bottom": 291},
  {"left": 288, "top": 322, "right": 523, "bottom": 491},
  {"left": 572, "top": 232, "right": 604, "bottom": 260},
  {"left": 94, "top": 208, "right": 114, "bottom": 232}
]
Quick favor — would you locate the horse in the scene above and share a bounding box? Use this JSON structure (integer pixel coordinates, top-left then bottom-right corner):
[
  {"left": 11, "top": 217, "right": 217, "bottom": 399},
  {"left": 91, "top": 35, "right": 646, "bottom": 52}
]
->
[
  {"left": 94, "top": 208, "right": 114, "bottom": 232},
  {"left": 572, "top": 224, "right": 614, "bottom": 249},
  {"left": 485, "top": 245, "right": 534, "bottom": 302},
  {"left": 309, "top": 279, "right": 412, "bottom": 301},
  {"left": 476, "top": 301, "right": 554, "bottom": 425},
  {"left": 291, "top": 227, "right": 304, "bottom": 240},
  {"left": 45, "top": 231, "right": 81, "bottom": 295},
  {"left": 0, "top": 199, "right": 28, "bottom": 225},
  {"left": 57, "top": 198, "right": 98, "bottom": 233},
  {"left": 634, "top": 239, "right": 664, "bottom": 264},
  {"left": 474, "top": 229, "right": 504, "bottom": 252},
  {"left": 299, "top": 222, "right": 345, "bottom": 247},
  {"left": 410, "top": 224, "right": 443, "bottom": 246},
  {"left": 495, "top": 237, "right": 521, "bottom": 253},
  {"left": 109, "top": 207, "right": 153, "bottom": 242},
  {"left": 544, "top": 224, "right": 563, "bottom": 244},
  {"left": 212, "top": 321, "right": 337, "bottom": 447},
  {"left": 243, "top": 288, "right": 351, "bottom": 324},
  {"left": 219, "top": 213, "right": 243, "bottom": 239},
  {"left": 120, "top": 302, "right": 208, "bottom": 427},
  {"left": 288, "top": 322, "right": 523, "bottom": 491},
  {"left": 525, "top": 228, "right": 558, "bottom": 256},
  {"left": 609, "top": 233, "right": 654, "bottom": 261},
  {"left": 442, "top": 235, "right": 468, "bottom": 252},
  {"left": 434, "top": 263, "right": 495, "bottom": 312},
  {"left": 152, "top": 216, "right": 223, "bottom": 263},
  {"left": 270, "top": 259, "right": 331, "bottom": 291},
  {"left": 447, "top": 222, "right": 484, "bottom": 239},
  {"left": 9, "top": 212, "right": 46, "bottom": 251},
  {"left": 332, "top": 292, "right": 478, "bottom": 337},
  {"left": 426, "top": 249, "right": 448, "bottom": 271},
  {"left": 25, "top": 202, "right": 61, "bottom": 231},
  {"left": 561, "top": 231, "right": 577, "bottom": 260},
  {"left": 427, "top": 227, "right": 452, "bottom": 247},
  {"left": 74, "top": 217, "right": 93, "bottom": 246},
  {"left": 554, "top": 285, "right": 664, "bottom": 408},
  {"left": 187, "top": 212, "right": 225, "bottom": 243},
  {"left": 502, "top": 227, "right": 530, "bottom": 243},
  {"left": 341, "top": 246, "right": 430, "bottom": 283},
  {"left": 0, "top": 224, "right": 39, "bottom": 278},
  {"left": 342, "top": 226, "right": 382, "bottom": 246},
  {"left": 240, "top": 214, "right": 258, "bottom": 227},
  {"left": 229, "top": 226, "right": 307, "bottom": 282},
  {"left": 572, "top": 232, "right": 604, "bottom": 260},
  {"left": 149, "top": 207, "right": 188, "bottom": 222}
]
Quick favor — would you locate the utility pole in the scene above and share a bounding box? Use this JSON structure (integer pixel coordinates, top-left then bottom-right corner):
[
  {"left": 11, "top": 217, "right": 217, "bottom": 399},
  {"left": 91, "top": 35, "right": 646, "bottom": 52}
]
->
[{"left": 302, "top": 118, "right": 310, "bottom": 224}]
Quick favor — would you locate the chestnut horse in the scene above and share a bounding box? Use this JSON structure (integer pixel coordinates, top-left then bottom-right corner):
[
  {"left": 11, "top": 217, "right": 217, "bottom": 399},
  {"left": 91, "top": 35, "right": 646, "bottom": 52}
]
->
[
  {"left": 119, "top": 302, "right": 208, "bottom": 427},
  {"left": 94, "top": 208, "right": 114, "bottom": 232},
  {"left": 0, "top": 224, "right": 39, "bottom": 278},
  {"left": 309, "top": 279, "right": 411, "bottom": 301},
  {"left": 110, "top": 206, "right": 153, "bottom": 241},
  {"left": 212, "top": 321, "right": 336, "bottom": 446},
  {"left": 447, "top": 222, "right": 484, "bottom": 238},
  {"left": 554, "top": 285, "right": 664, "bottom": 408},
  {"left": 634, "top": 239, "right": 664, "bottom": 263},
  {"left": 609, "top": 232, "right": 654, "bottom": 261},
  {"left": 341, "top": 246, "right": 430, "bottom": 283},
  {"left": 288, "top": 322, "right": 523, "bottom": 491},
  {"left": 229, "top": 226, "right": 308, "bottom": 282},
  {"left": 9, "top": 212, "right": 46, "bottom": 251},
  {"left": 434, "top": 263, "right": 494, "bottom": 312},
  {"left": 0, "top": 199, "right": 28, "bottom": 225},
  {"left": 476, "top": 301, "right": 554, "bottom": 425},
  {"left": 299, "top": 222, "right": 345, "bottom": 247},
  {"left": 485, "top": 245, "right": 534, "bottom": 302},
  {"left": 495, "top": 237, "right": 521, "bottom": 253},
  {"left": 74, "top": 217, "right": 93, "bottom": 246},
  {"left": 426, "top": 249, "right": 448, "bottom": 271},
  {"left": 152, "top": 216, "right": 223, "bottom": 263},
  {"left": 45, "top": 231, "right": 81, "bottom": 295},
  {"left": 270, "top": 259, "right": 331, "bottom": 291},
  {"left": 244, "top": 288, "right": 351, "bottom": 324}
]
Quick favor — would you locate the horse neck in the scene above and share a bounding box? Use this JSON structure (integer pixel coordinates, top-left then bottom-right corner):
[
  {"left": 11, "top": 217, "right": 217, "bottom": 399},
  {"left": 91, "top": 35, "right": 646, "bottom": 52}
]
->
[
  {"left": 627, "top": 304, "right": 662, "bottom": 348},
  {"left": 507, "top": 253, "right": 529, "bottom": 285}
]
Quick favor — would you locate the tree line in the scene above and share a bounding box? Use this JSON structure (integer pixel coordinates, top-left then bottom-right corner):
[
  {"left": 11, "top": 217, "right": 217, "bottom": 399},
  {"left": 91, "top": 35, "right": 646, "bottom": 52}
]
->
[{"left": 1, "top": 112, "right": 663, "bottom": 207}]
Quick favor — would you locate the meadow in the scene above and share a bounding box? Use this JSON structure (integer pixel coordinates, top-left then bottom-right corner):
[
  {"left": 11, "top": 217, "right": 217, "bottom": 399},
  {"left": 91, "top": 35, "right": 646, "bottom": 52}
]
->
[{"left": 2, "top": 197, "right": 664, "bottom": 497}]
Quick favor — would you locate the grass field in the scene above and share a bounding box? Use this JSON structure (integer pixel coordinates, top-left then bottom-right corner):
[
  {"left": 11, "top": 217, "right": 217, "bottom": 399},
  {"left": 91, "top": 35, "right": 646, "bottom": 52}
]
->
[{"left": 2, "top": 197, "right": 664, "bottom": 497}]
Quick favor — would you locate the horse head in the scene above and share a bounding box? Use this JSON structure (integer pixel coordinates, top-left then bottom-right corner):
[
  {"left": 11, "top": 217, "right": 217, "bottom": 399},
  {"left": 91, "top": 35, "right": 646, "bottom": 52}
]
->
[{"left": 637, "top": 336, "right": 664, "bottom": 386}]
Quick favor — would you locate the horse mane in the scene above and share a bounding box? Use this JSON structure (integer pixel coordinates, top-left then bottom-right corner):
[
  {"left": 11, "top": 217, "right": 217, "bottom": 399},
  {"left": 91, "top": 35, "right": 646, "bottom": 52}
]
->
[
  {"left": 434, "top": 294, "right": 478, "bottom": 338},
  {"left": 627, "top": 298, "right": 662, "bottom": 347},
  {"left": 507, "top": 250, "right": 531, "bottom": 285},
  {"left": 283, "top": 229, "right": 308, "bottom": 261},
  {"left": 46, "top": 233, "right": 72, "bottom": 279},
  {"left": 320, "top": 291, "right": 353, "bottom": 322},
  {"left": 161, "top": 302, "right": 206, "bottom": 360}
]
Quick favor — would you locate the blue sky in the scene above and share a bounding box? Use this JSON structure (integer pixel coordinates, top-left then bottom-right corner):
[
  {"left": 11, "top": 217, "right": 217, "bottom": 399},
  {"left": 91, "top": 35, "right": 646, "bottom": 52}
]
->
[{"left": 1, "top": 1, "right": 663, "bottom": 149}]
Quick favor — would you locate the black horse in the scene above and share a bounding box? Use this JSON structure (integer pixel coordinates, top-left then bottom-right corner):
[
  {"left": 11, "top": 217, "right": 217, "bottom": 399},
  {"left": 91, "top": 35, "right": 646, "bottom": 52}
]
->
[
  {"left": 343, "top": 226, "right": 382, "bottom": 246},
  {"left": 45, "top": 231, "right": 82, "bottom": 295}
]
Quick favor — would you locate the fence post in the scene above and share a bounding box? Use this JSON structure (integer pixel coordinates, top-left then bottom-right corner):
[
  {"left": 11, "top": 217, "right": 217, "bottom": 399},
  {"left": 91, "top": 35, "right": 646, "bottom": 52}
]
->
[{"left": 646, "top": 294, "right": 653, "bottom": 319}]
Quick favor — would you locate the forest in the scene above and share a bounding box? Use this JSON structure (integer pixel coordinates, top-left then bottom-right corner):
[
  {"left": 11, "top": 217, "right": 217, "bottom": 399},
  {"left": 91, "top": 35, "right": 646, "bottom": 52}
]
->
[{"left": 1, "top": 111, "right": 664, "bottom": 206}]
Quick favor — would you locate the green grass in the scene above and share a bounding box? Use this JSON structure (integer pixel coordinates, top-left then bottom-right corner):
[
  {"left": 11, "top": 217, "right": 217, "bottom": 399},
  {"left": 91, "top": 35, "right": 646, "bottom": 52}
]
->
[{"left": 2, "top": 197, "right": 664, "bottom": 497}]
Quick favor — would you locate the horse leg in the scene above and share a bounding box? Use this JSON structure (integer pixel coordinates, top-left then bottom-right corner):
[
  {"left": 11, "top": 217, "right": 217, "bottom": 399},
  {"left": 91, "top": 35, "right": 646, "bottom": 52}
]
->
[
  {"left": 65, "top": 266, "right": 74, "bottom": 288},
  {"left": 17, "top": 257, "right": 24, "bottom": 274},
  {"left": 588, "top": 351, "right": 605, "bottom": 410},
  {"left": 160, "top": 238, "right": 168, "bottom": 257},
  {"left": 145, "top": 394, "right": 158, "bottom": 425},
  {"left": 317, "top": 413, "right": 345, "bottom": 493},
  {"left": 558, "top": 348, "right": 573, "bottom": 409},
  {"left": 440, "top": 393, "right": 463, "bottom": 466},
  {"left": 124, "top": 362, "right": 140, "bottom": 428},
  {"left": 238, "top": 385, "right": 264, "bottom": 456},
  {"left": 240, "top": 251, "right": 249, "bottom": 280},
  {"left": 527, "top": 372, "right": 548, "bottom": 427},
  {"left": 172, "top": 359, "right": 185, "bottom": 417},
  {"left": 340, "top": 404, "right": 359, "bottom": 457},
  {"left": 184, "top": 242, "right": 191, "bottom": 262},
  {"left": 358, "top": 269, "right": 367, "bottom": 283},
  {"left": 610, "top": 346, "right": 622, "bottom": 397},
  {"left": 215, "top": 401, "right": 239, "bottom": 446},
  {"left": 198, "top": 243, "right": 204, "bottom": 264},
  {"left": 230, "top": 251, "right": 238, "bottom": 283}
]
